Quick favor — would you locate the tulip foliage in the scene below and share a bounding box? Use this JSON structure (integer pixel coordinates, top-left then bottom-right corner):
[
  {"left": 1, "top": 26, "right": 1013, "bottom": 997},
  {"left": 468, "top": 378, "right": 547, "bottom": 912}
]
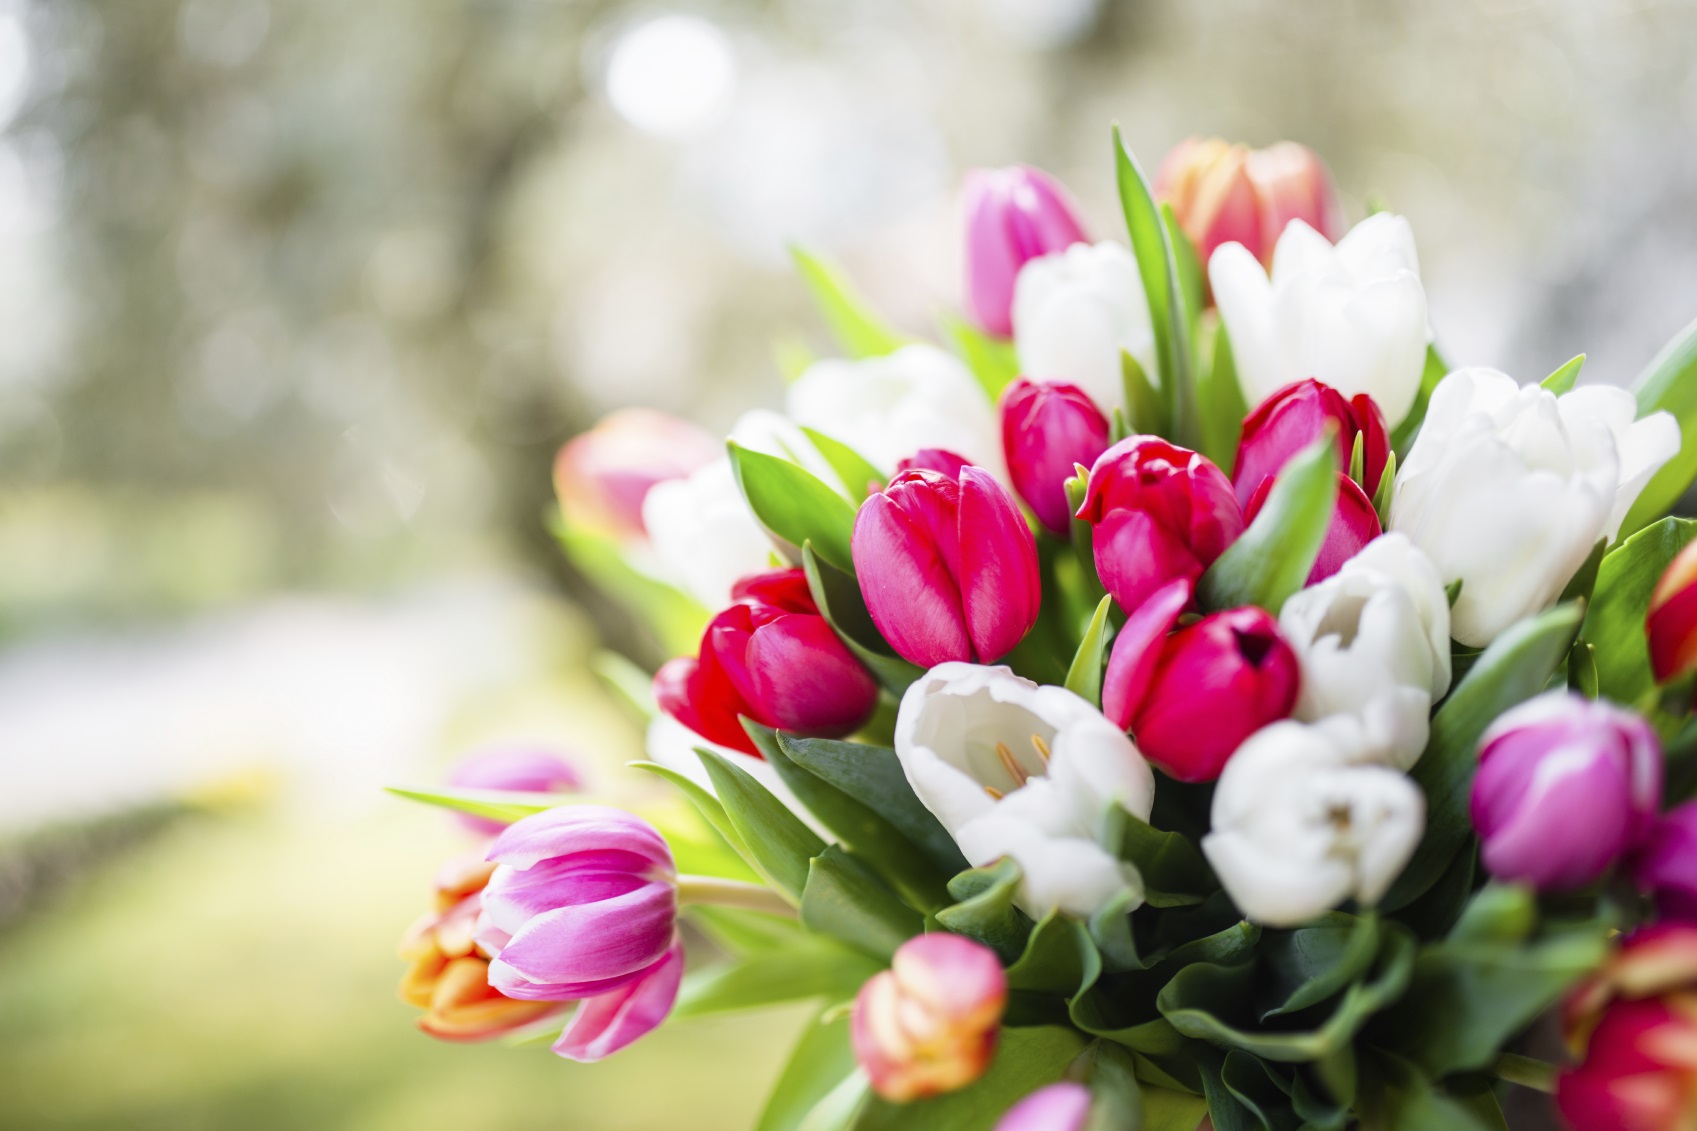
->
[{"left": 393, "top": 128, "right": 1697, "bottom": 1131}]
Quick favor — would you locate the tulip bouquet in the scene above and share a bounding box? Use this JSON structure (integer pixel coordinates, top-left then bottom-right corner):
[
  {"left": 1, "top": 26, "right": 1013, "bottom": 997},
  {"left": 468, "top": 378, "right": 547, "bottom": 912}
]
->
[{"left": 392, "top": 128, "right": 1697, "bottom": 1130}]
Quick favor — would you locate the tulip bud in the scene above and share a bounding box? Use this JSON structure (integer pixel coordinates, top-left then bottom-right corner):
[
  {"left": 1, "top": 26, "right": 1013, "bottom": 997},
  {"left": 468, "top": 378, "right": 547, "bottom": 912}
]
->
[
  {"left": 996, "top": 1084, "right": 1094, "bottom": 1131},
  {"left": 655, "top": 568, "right": 879, "bottom": 756},
  {"left": 962, "top": 166, "right": 1089, "bottom": 338},
  {"left": 475, "top": 806, "right": 684, "bottom": 1061},
  {"left": 554, "top": 408, "right": 720, "bottom": 538},
  {"left": 853, "top": 466, "right": 1041, "bottom": 668},
  {"left": 852, "top": 933, "right": 1008, "bottom": 1102},
  {"left": 1000, "top": 378, "right": 1112, "bottom": 536},
  {"left": 1075, "top": 436, "right": 1244, "bottom": 616},
  {"left": 1648, "top": 540, "right": 1697, "bottom": 684},
  {"left": 897, "top": 448, "right": 971, "bottom": 480},
  {"left": 1470, "top": 692, "right": 1663, "bottom": 891},
  {"left": 1156, "top": 136, "right": 1343, "bottom": 269},
  {"left": 1245, "top": 470, "right": 1382, "bottom": 587},
  {"left": 1233, "top": 378, "right": 1390, "bottom": 510},
  {"left": 446, "top": 748, "right": 584, "bottom": 837},
  {"left": 1102, "top": 578, "right": 1300, "bottom": 782},
  {"left": 1635, "top": 801, "right": 1697, "bottom": 923},
  {"left": 1557, "top": 926, "right": 1697, "bottom": 1131}
]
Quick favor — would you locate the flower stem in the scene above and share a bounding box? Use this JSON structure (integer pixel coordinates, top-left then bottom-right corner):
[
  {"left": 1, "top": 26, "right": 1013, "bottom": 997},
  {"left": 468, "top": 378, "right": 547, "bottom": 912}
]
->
[
  {"left": 676, "top": 874, "right": 797, "bottom": 916},
  {"left": 1492, "top": 1052, "right": 1557, "bottom": 1094}
]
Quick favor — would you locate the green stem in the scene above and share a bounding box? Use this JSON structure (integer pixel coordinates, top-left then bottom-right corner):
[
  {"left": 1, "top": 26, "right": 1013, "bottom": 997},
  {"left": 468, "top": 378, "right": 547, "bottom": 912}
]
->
[
  {"left": 1492, "top": 1052, "right": 1557, "bottom": 1094},
  {"left": 676, "top": 874, "right": 796, "bottom": 916}
]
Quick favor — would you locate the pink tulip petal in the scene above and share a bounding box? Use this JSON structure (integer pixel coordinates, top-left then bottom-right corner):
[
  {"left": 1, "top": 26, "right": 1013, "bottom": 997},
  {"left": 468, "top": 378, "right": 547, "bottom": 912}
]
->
[
  {"left": 492, "top": 881, "right": 676, "bottom": 986},
  {"left": 1101, "top": 578, "right": 1192, "bottom": 730},
  {"left": 745, "top": 614, "right": 878, "bottom": 735},
  {"left": 996, "top": 1083, "right": 1093, "bottom": 1131},
  {"left": 552, "top": 938, "right": 686, "bottom": 1062},
  {"left": 958, "top": 467, "right": 1041, "bottom": 662},
  {"left": 487, "top": 806, "right": 673, "bottom": 873},
  {"left": 854, "top": 491, "right": 972, "bottom": 667}
]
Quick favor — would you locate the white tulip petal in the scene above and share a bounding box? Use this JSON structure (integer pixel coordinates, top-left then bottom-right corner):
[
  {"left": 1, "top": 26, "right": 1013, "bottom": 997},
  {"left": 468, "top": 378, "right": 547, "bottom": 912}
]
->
[
  {"left": 1013, "top": 241, "right": 1156, "bottom": 413},
  {"left": 641, "top": 458, "right": 775, "bottom": 608}
]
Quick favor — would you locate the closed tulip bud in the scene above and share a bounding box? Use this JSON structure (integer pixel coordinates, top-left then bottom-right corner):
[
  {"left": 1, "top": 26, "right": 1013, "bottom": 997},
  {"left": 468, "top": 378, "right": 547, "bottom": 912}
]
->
[
  {"left": 1649, "top": 540, "right": 1697, "bottom": 684},
  {"left": 555, "top": 408, "right": 720, "bottom": 538},
  {"left": 1000, "top": 378, "right": 1112, "bottom": 535},
  {"left": 963, "top": 166, "right": 1090, "bottom": 338},
  {"left": 1234, "top": 378, "right": 1390, "bottom": 510},
  {"left": 1470, "top": 692, "right": 1663, "bottom": 891},
  {"left": 446, "top": 748, "right": 584, "bottom": 837},
  {"left": 897, "top": 448, "right": 971, "bottom": 479},
  {"left": 1558, "top": 926, "right": 1697, "bottom": 1131},
  {"left": 475, "top": 806, "right": 684, "bottom": 1061},
  {"left": 852, "top": 934, "right": 1008, "bottom": 1102},
  {"left": 995, "top": 1083, "right": 1093, "bottom": 1131},
  {"left": 1635, "top": 802, "right": 1697, "bottom": 923},
  {"left": 853, "top": 466, "right": 1041, "bottom": 668},
  {"left": 1075, "top": 436, "right": 1244, "bottom": 616},
  {"left": 654, "top": 568, "right": 879, "bottom": 756},
  {"left": 1245, "top": 470, "right": 1382, "bottom": 587},
  {"left": 1102, "top": 579, "right": 1300, "bottom": 782},
  {"left": 1157, "top": 137, "right": 1343, "bottom": 269}
]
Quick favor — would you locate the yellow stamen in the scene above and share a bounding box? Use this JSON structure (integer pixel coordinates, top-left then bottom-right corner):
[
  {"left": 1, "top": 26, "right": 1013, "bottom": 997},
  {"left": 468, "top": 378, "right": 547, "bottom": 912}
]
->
[
  {"left": 994, "top": 742, "right": 1029, "bottom": 788},
  {"left": 1030, "top": 734, "right": 1051, "bottom": 765},
  {"left": 984, "top": 785, "right": 1003, "bottom": 800}
]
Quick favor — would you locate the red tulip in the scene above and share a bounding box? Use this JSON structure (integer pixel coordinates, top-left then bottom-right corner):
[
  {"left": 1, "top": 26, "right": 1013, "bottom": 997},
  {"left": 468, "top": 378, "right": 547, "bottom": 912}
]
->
[
  {"left": 853, "top": 466, "right": 1041, "bottom": 668},
  {"left": 654, "top": 568, "right": 879, "bottom": 755},
  {"left": 1075, "top": 437, "right": 1243, "bottom": 616},
  {"left": 1000, "top": 378, "right": 1111, "bottom": 536},
  {"left": 1233, "top": 378, "right": 1390, "bottom": 510},
  {"left": 963, "top": 166, "right": 1089, "bottom": 338},
  {"left": 1648, "top": 540, "right": 1697, "bottom": 684},
  {"left": 1156, "top": 137, "right": 1343, "bottom": 269},
  {"left": 1101, "top": 578, "right": 1299, "bottom": 782},
  {"left": 1245, "top": 470, "right": 1381, "bottom": 586}
]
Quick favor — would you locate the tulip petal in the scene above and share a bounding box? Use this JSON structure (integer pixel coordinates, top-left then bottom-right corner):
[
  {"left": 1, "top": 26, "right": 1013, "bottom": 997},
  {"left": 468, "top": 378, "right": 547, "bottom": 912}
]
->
[
  {"left": 959, "top": 467, "right": 1041, "bottom": 662},
  {"left": 490, "top": 881, "right": 676, "bottom": 988},
  {"left": 854, "top": 491, "right": 972, "bottom": 667},
  {"left": 552, "top": 938, "right": 685, "bottom": 1062},
  {"left": 1100, "top": 578, "right": 1191, "bottom": 730},
  {"left": 487, "top": 806, "right": 674, "bottom": 873},
  {"left": 745, "top": 614, "right": 878, "bottom": 734}
]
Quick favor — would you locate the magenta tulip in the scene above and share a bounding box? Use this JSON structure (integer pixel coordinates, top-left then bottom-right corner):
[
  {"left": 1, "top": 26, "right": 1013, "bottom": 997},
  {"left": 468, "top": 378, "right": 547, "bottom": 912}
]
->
[
  {"left": 1245, "top": 470, "right": 1382, "bottom": 586},
  {"left": 963, "top": 166, "right": 1089, "bottom": 338},
  {"left": 1233, "top": 378, "right": 1390, "bottom": 510},
  {"left": 553, "top": 408, "right": 720, "bottom": 538},
  {"left": 896, "top": 448, "right": 972, "bottom": 479},
  {"left": 475, "top": 806, "right": 683, "bottom": 1061},
  {"left": 1635, "top": 802, "right": 1697, "bottom": 923},
  {"left": 853, "top": 933, "right": 1007, "bottom": 1102},
  {"left": 447, "top": 748, "right": 584, "bottom": 836},
  {"left": 995, "top": 1083, "right": 1093, "bottom": 1131},
  {"left": 1470, "top": 692, "right": 1664, "bottom": 891},
  {"left": 853, "top": 466, "right": 1041, "bottom": 668},
  {"left": 654, "top": 568, "right": 879, "bottom": 755},
  {"left": 1075, "top": 436, "right": 1244, "bottom": 616},
  {"left": 1101, "top": 578, "right": 1299, "bottom": 782},
  {"left": 1000, "top": 378, "right": 1111, "bottom": 535}
]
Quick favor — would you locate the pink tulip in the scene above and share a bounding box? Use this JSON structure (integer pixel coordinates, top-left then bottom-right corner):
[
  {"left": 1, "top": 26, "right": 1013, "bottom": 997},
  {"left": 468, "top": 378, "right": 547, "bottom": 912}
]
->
[
  {"left": 1244, "top": 471, "right": 1381, "bottom": 586},
  {"left": 896, "top": 448, "right": 972, "bottom": 480},
  {"left": 447, "top": 748, "right": 584, "bottom": 837},
  {"left": 553, "top": 408, "right": 720, "bottom": 538},
  {"left": 853, "top": 933, "right": 1008, "bottom": 1103},
  {"left": 1635, "top": 802, "right": 1697, "bottom": 923},
  {"left": 475, "top": 806, "right": 683, "bottom": 1061},
  {"left": 1558, "top": 926, "right": 1697, "bottom": 1131},
  {"left": 1233, "top": 378, "right": 1390, "bottom": 510},
  {"left": 1101, "top": 578, "right": 1300, "bottom": 782},
  {"left": 1156, "top": 137, "right": 1342, "bottom": 269},
  {"left": 1648, "top": 540, "right": 1697, "bottom": 684},
  {"left": 1075, "top": 437, "right": 1244, "bottom": 616},
  {"left": 995, "top": 1083, "right": 1093, "bottom": 1131},
  {"left": 654, "top": 568, "right": 880, "bottom": 755},
  {"left": 1000, "top": 378, "right": 1112, "bottom": 536},
  {"left": 1471, "top": 693, "right": 1663, "bottom": 891},
  {"left": 853, "top": 466, "right": 1041, "bottom": 668},
  {"left": 963, "top": 166, "right": 1089, "bottom": 338}
]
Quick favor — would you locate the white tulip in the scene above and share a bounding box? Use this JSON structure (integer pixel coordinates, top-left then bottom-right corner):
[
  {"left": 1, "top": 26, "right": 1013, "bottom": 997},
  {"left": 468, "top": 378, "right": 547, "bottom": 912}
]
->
[
  {"left": 641, "top": 457, "right": 774, "bottom": 608},
  {"left": 1012, "top": 240, "right": 1156, "bottom": 414},
  {"left": 1279, "top": 533, "right": 1451, "bottom": 770},
  {"left": 1390, "top": 368, "right": 1679, "bottom": 647},
  {"left": 1210, "top": 214, "right": 1429, "bottom": 427},
  {"left": 643, "top": 715, "right": 829, "bottom": 839},
  {"left": 729, "top": 408, "right": 842, "bottom": 488},
  {"left": 1202, "top": 721, "right": 1424, "bottom": 927},
  {"left": 785, "top": 344, "right": 1004, "bottom": 483},
  {"left": 894, "top": 662, "right": 1156, "bottom": 918}
]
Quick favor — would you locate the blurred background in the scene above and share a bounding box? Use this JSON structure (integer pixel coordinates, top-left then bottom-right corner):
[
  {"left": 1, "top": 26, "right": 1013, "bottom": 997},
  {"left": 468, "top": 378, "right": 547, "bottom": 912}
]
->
[{"left": 2, "top": 0, "right": 1696, "bottom": 1126}]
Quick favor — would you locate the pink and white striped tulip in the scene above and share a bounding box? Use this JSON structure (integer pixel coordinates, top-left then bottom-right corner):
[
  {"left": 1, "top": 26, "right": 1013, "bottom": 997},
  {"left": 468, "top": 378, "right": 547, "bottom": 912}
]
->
[
  {"left": 1075, "top": 436, "right": 1243, "bottom": 616},
  {"left": 474, "top": 806, "right": 684, "bottom": 1061},
  {"left": 853, "top": 466, "right": 1040, "bottom": 668},
  {"left": 852, "top": 933, "right": 1008, "bottom": 1102},
  {"left": 1000, "top": 378, "right": 1111, "bottom": 536},
  {"left": 995, "top": 1083, "right": 1093, "bottom": 1131},
  {"left": 1635, "top": 802, "right": 1697, "bottom": 923},
  {"left": 447, "top": 747, "right": 584, "bottom": 837},
  {"left": 963, "top": 166, "right": 1090, "bottom": 338},
  {"left": 1470, "top": 692, "right": 1663, "bottom": 891}
]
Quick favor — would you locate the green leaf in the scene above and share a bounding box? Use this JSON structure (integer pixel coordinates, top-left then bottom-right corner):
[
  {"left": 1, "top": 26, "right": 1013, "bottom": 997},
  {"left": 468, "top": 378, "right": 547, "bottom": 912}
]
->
[
  {"left": 1219, "top": 1052, "right": 1302, "bottom": 1131},
  {"left": 385, "top": 784, "right": 564, "bottom": 826},
  {"left": 1259, "top": 913, "right": 1381, "bottom": 1021},
  {"left": 687, "top": 905, "right": 807, "bottom": 954},
  {"left": 850, "top": 1026, "right": 1090, "bottom": 1131},
  {"left": 1347, "top": 431, "right": 1365, "bottom": 487},
  {"left": 1199, "top": 433, "right": 1337, "bottom": 613},
  {"left": 1064, "top": 595, "right": 1116, "bottom": 708},
  {"left": 801, "top": 544, "right": 925, "bottom": 695},
  {"left": 800, "top": 845, "right": 924, "bottom": 961},
  {"left": 799, "top": 427, "right": 886, "bottom": 499},
  {"left": 1583, "top": 517, "right": 1697, "bottom": 705},
  {"left": 943, "top": 315, "right": 1021, "bottom": 402},
  {"left": 802, "top": 1072, "right": 872, "bottom": 1131},
  {"left": 674, "top": 937, "right": 881, "bottom": 1019},
  {"left": 1390, "top": 841, "right": 1475, "bottom": 942},
  {"left": 1540, "top": 353, "right": 1585, "bottom": 395},
  {"left": 758, "top": 1011, "right": 860, "bottom": 1131},
  {"left": 1164, "top": 204, "right": 1205, "bottom": 347},
  {"left": 1372, "top": 450, "right": 1398, "bottom": 529},
  {"left": 1195, "top": 316, "right": 1250, "bottom": 472},
  {"left": 729, "top": 442, "right": 859, "bottom": 573},
  {"left": 699, "top": 749, "right": 828, "bottom": 903},
  {"left": 1560, "top": 538, "right": 1608, "bottom": 606},
  {"left": 1005, "top": 911, "right": 1098, "bottom": 997},
  {"left": 1144, "top": 1086, "right": 1212, "bottom": 1131},
  {"left": 1121, "top": 349, "right": 1167, "bottom": 436},
  {"left": 1106, "top": 805, "right": 1216, "bottom": 907},
  {"left": 1445, "top": 883, "right": 1536, "bottom": 946},
  {"left": 630, "top": 759, "right": 751, "bottom": 858},
  {"left": 1384, "top": 601, "right": 1584, "bottom": 910},
  {"left": 1389, "top": 344, "right": 1449, "bottom": 458},
  {"left": 791, "top": 246, "right": 909, "bottom": 359},
  {"left": 1113, "top": 125, "right": 1198, "bottom": 446},
  {"left": 935, "top": 858, "right": 1034, "bottom": 964},
  {"left": 591, "top": 649, "right": 657, "bottom": 722},
  {"left": 1357, "top": 1050, "right": 1495, "bottom": 1131},
  {"left": 550, "top": 514, "right": 708, "bottom": 655},
  {"left": 1622, "top": 314, "right": 1697, "bottom": 537}
]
